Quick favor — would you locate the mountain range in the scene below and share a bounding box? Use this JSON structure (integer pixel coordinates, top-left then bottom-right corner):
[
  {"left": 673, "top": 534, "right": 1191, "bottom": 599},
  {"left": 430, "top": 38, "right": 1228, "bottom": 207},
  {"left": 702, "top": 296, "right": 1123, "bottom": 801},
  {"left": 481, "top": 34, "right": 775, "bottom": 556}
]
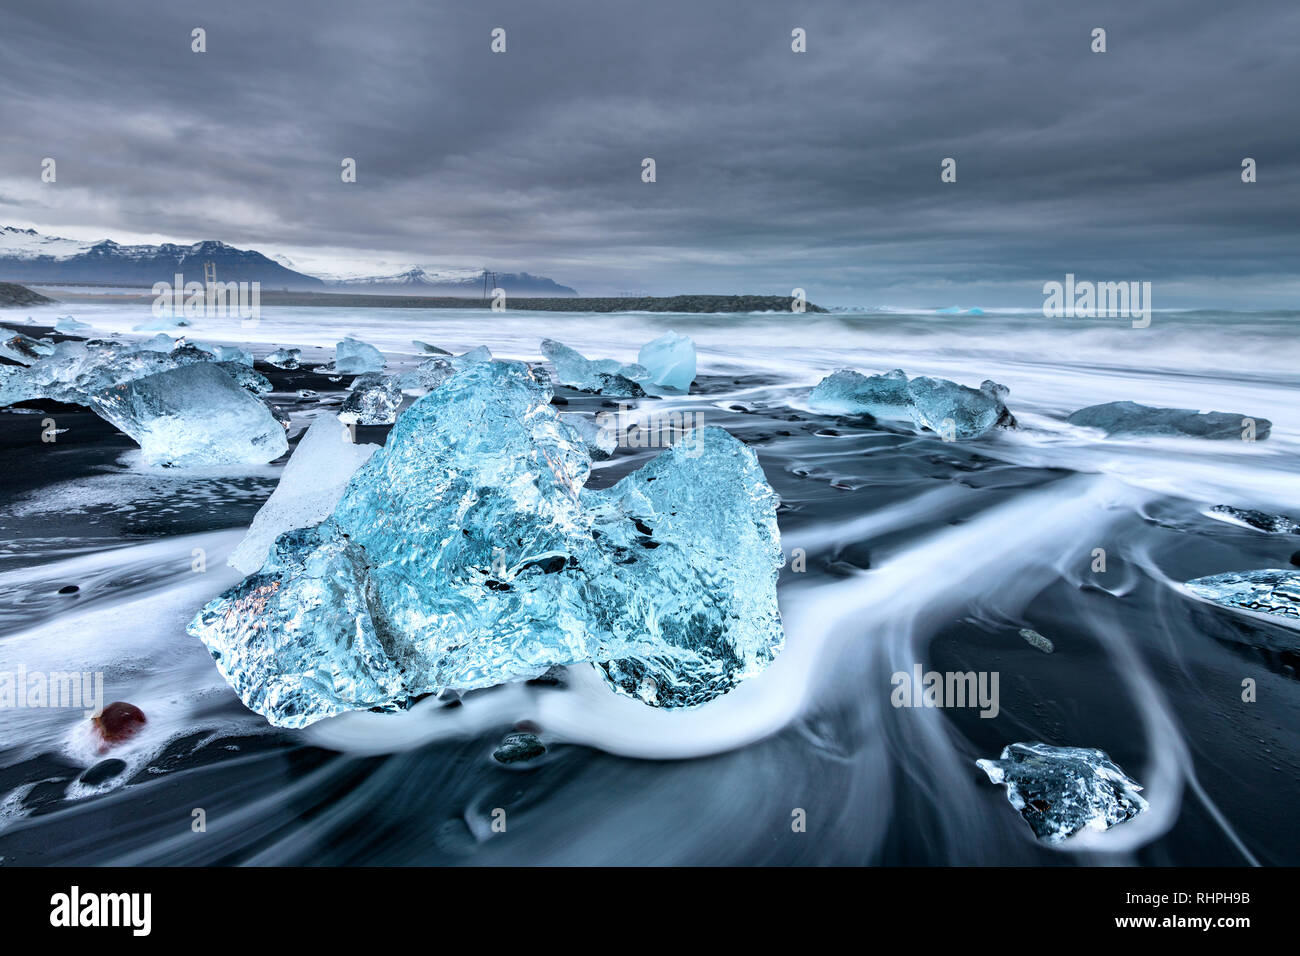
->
[{"left": 0, "top": 226, "right": 578, "bottom": 296}]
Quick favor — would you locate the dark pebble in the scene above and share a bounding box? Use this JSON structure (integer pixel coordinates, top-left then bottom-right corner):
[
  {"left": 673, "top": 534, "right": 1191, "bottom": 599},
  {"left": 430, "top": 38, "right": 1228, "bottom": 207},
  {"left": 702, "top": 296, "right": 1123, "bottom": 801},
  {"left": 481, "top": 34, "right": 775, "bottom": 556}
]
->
[
  {"left": 80, "top": 758, "right": 127, "bottom": 786},
  {"left": 493, "top": 732, "right": 546, "bottom": 764},
  {"left": 1290, "top": 551, "right": 1300, "bottom": 568},
  {"left": 57, "top": 585, "right": 79, "bottom": 595}
]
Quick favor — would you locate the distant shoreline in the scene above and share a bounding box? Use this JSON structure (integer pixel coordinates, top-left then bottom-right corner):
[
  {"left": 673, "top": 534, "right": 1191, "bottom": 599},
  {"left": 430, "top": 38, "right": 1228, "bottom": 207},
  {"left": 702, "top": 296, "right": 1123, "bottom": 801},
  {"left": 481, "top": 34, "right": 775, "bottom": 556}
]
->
[{"left": 20, "top": 285, "right": 826, "bottom": 314}]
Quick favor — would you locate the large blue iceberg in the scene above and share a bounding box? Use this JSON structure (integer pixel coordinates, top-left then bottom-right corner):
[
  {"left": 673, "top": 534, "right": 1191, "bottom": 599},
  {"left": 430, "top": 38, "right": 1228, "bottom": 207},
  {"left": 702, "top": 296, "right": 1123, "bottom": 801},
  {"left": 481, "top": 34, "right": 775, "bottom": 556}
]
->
[
  {"left": 808, "top": 367, "right": 1014, "bottom": 439},
  {"left": 189, "top": 360, "right": 785, "bottom": 727}
]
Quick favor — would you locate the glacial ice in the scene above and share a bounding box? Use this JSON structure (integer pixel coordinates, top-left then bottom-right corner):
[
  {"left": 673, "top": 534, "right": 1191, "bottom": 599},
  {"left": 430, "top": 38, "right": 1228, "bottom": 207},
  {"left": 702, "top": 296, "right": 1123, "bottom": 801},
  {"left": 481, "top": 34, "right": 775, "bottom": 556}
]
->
[
  {"left": 907, "top": 377, "right": 1012, "bottom": 440},
  {"left": 1207, "top": 505, "right": 1300, "bottom": 534},
  {"left": 195, "top": 342, "right": 253, "bottom": 366},
  {"left": 189, "top": 359, "right": 784, "bottom": 727},
  {"left": 1067, "top": 401, "right": 1269, "bottom": 440},
  {"left": 54, "top": 316, "right": 91, "bottom": 332},
  {"left": 809, "top": 368, "right": 912, "bottom": 419},
  {"left": 559, "top": 411, "right": 617, "bottom": 460},
  {"left": 637, "top": 331, "right": 696, "bottom": 391},
  {"left": 1184, "top": 569, "right": 1300, "bottom": 623},
  {"left": 451, "top": 345, "right": 492, "bottom": 368},
  {"left": 229, "top": 416, "right": 380, "bottom": 574},
  {"left": 412, "top": 340, "right": 451, "bottom": 356},
  {"left": 976, "top": 742, "right": 1148, "bottom": 843},
  {"left": 330, "top": 337, "right": 385, "bottom": 374},
  {"left": 0, "top": 331, "right": 53, "bottom": 364},
  {"left": 398, "top": 357, "right": 455, "bottom": 393},
  {"left": 89, "top": 362, "right": 289, "bottom": 467},
  {"left": 807, "top": 368, "right": 1013, "bottom": 438},
  {"left": 541, "top": 338, "right": 647, "bottom": 397},
  {"left": 338, "top": 372, "right": 402, "bottom": 425},
  {"left": 265, "top": 347, "right": 302, "bottom": 370}
]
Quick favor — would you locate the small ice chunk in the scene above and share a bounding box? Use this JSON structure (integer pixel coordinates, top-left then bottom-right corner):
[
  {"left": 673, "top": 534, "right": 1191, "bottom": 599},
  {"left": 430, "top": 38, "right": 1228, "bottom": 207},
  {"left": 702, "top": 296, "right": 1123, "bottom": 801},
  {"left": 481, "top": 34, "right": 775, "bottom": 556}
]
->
[
  {"left": 809, "top": 368, "right": 912, "bottom": 420},
  {"left": 451, "top": 345, "right": 492, "bottom": 368},
  {"left": 54, "top": 316, "right": 91, "bottom": 332},
  {"left": 89, "top": 363, "right": 289, "bottom": 467},
  {"left": 398, "top": 357, "right": 455, "bottom": 393},
  {"left": 1206, "top": 505, "right": 1299, "bottom": 534},
  {"left": 1067, "top": 401, "right": 1269, "bottom": 440},
  {"left": 338, "top": 372, "right": 402, "bottom": 425},
  {"left": 976, "top": 742, "right": 1148, "bottom": 843},
  {"left": 1019, "top": 628, "right": 1055, "bottom": 653},
  {"left": 0, "top": 331, "right": 54, "bottom": 365},
  {"left": 560, "top": 411, "right": 617, "bottom": 460},
  {"left": 1184, "top": 568, "right": 1300, "bottom": 623},
  {"left": 265, "top": 347, "right": 302, "bottom": 370},
  {"left": 330, "top": 337, "right": 385, "bottom": 374},
  {"left": 413, "top": 340, "right": 451, "bottom": 356},
  {"left": 229, "top": 416, "right": 380, "bottom": 574},
  {"left": 637, "top": 331, "right": 696, "bottom": 391},
  {"left": 541, "top": 338, "right": 646, "bottom": 396},
  {"left": 196, "top": 343, "right": 253, "bottom": 366},
  {"left": 907, "top": 377, "right": 1011, "bottom": 440}
]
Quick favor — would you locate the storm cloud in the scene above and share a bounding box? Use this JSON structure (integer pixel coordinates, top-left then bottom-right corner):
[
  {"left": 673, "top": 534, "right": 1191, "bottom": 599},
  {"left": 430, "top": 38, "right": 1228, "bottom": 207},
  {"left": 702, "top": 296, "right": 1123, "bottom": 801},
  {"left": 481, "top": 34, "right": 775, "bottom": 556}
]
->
[{"left": 1, "top": 0, "right": 1297, "bottom": 306}]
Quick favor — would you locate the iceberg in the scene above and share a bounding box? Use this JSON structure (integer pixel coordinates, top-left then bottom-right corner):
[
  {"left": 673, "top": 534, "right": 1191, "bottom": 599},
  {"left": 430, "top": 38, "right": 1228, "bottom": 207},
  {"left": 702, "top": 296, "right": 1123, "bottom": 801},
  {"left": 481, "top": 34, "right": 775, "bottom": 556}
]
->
[
  {"left": 89, "top": 362, "right": 288, "bottom": 467},
  {"left": 265, "top": 347, "right": 302, "bottom": 370},
  {"left": 1184, "top": 569, "right": 1300, "bottom": 624},
  {"left": 907, "top": 377, "right": 1011, "bottom": 440},
  {"left": 541, "top": 338, "right": 646, "bottom": 397},
  {"left": 1067, "top": 401, "right": 1269, "bottom": 440},
  {"left": 1206, "top": 505, "right": 1300, "bottom": 534},
  {"left": 809, "top": 368, "right": 912, "bottom": 419},
  {"left": 229, "top": 416, "right": 380, "bottom": 574},
  {"left": 338, "top": 372, "right": 402, "bottom": 425},
  {"left": 637, "top": 331, "right": 696, "bottom": 391},
  {"left": 54, "top": 316, "right": 91, "bottom": 332},
  {"left": 190, "top": 360, "right": 784, "bottom": 727},
  {"left": 330, "top": 337, "right": 385, "bottom": 374},
  {"left": 976, "top": 742, "right": 1148, "bottom": 843}
]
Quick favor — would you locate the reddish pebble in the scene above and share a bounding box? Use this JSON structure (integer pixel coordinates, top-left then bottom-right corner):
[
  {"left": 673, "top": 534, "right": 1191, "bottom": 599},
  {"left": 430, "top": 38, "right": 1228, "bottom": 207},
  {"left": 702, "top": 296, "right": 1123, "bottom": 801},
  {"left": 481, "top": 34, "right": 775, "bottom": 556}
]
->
[{"left": 93, "top": 701, "right": 146, "bottom": 749}]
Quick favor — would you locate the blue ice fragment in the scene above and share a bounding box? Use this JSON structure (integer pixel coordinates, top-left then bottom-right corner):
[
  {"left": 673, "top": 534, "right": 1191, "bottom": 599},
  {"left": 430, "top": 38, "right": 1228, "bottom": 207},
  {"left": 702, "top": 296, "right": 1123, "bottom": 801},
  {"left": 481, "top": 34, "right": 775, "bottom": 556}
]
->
[
  {"left": 1184, "top": 568, "right": 1300, "bottom": 623},
  {"left": 541, "top": 338, "right": 646, "bottom": 396},
  {"left": 809, "top": 368, "right": 912, "bottom": 420},
  {"left": 906, "top": 377, "right": 1010, "bottom": 439},
  {"left": 189, "top": 359, "right": 785, "bottom": 726},
  {"left": 636, "top": 331, "right": 696, "bottom": 391},
  {"left": 976, "top": 742, "right": 1148, "bottom": 843},
  {"left": 331, "top": 337, "right": 385, "bottom": 374}
]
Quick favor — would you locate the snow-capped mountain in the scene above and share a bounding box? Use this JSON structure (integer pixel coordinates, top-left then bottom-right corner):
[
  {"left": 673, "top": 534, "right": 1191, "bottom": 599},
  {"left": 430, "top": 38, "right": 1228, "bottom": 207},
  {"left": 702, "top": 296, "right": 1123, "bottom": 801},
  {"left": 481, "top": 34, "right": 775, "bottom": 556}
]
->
[
  {"left": 324, "top": 266, "right": 578, "bottom": 296},
  {"left": 0, "top": 226, "right": 323, "bottom": 288},
  {"left": 0, "top": 227, "right": 578, "bottom": 296}
]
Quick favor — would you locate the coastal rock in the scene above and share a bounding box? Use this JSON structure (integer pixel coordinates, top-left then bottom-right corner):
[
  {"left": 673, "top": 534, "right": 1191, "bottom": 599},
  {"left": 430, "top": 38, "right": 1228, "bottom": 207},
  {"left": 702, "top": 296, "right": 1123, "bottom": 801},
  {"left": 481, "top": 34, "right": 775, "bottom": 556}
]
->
[
  {"left": 977, "top": 742, "right": 1148, "bottom": 843},
  {"left": 1067, "top": 401, "right": 1269, "bottom": 440}
]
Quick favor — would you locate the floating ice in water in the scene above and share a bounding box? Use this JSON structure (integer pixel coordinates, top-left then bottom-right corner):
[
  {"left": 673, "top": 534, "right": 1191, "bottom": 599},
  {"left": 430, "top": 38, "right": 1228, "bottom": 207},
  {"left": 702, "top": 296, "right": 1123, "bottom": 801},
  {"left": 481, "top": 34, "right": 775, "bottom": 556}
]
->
[
  {"left": 265, "top": 347, "right": 302, "bottom": 370},
  {"left": 0, "top": 331, "right": 54, "bottom": 364},
  {"left": 809, "top": 368, "right": 912, "bottom": 420},
  {"left": 1184, "top": 569, "right": 1300, "bottom": 624},
  {"left": 338, "top": 372, "right": 402, "bottom": 425},
  {"left": 229, "top": 416, "right": 380, "bottom": 574},
  {"left": 637, "top": 331, "right": 696, "bottom": 391},
  {"left": 559, "top": 411, "right": 617, "bottom": 460},
  {"left": 907, "top": 377, "right": 1012, "bottom": 439},
  {"left": 330, "top": 337, "right": 385, "bottom": 374},
  {"left": 1206, "top": 505, "right": 1299, "bottom": 534},
  {"left": 54, "top": 316, "right": 91, "bottom": 332},
  {"left": 976, "top": 742, "right": 1148, "bottom": 843},
  {"left": 541, "top": 338, "right": 646, "bottom": 396},
  {"left": 412, "top": 340, "right": 451, "bottom": 356},
  {"left": 133, "top": 317, "right": 191, "bottom": 331},
  {"left": 1067, "top": 401, "right": 1269, "bottom": 440},
  {"left": 190, "top": 359, "right": 784, "bottom": 727},
  {"left": 89, "top": 362, "right": 289, "bottom": 467}
]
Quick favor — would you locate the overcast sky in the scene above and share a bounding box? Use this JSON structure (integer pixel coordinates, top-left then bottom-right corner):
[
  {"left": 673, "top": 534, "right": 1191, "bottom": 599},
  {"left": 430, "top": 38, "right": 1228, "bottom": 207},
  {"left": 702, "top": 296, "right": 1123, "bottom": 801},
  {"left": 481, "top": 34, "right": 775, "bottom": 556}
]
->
[{"left": 1, "top": 0, "right": 1297, "bottom": 306}]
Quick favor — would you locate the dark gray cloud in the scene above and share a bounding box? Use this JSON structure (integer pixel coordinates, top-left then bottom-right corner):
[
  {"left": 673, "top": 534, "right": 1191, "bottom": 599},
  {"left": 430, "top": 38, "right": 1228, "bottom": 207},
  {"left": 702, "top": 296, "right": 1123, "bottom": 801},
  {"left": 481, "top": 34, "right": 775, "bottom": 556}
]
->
[{"left": 1, "top": 0, "right": 1297, "bottom": 305}]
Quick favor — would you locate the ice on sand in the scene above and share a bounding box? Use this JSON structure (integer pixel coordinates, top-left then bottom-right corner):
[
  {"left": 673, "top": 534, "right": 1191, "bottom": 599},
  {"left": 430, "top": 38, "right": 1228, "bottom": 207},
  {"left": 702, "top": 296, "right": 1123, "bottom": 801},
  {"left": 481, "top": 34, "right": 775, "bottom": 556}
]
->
[
  {"left": 541, "top": 338, "right": 646, "bottom": 396},
  {"left": 809, "top": 368, "right": 912, "bottom": 420},
  {"left": 329, "top": 337, "right": 385, "bottom": 374},
  {"left": 1067, "top": 401, "right": 1269, "bottom": 440},
  {"left": 229, "top": 416, "right": 380, "bottom": 574},
  {"left": 265, "top": 347, "right": 302, "bottom": 370},
  {"left": 637, "top": 331, "right": 696, "bottom": 391},
  {"left": 977, "top": 742, "right": 1147, "bottom": 843},
  {"left": 338, "top": 372, "right": 402, "bottom": 425},
  {"left": 190, "top": 360, "right": 784, "bottom": 727},
  {"left": 90, "top": 363, "right": 289, "bottom": 467}
]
